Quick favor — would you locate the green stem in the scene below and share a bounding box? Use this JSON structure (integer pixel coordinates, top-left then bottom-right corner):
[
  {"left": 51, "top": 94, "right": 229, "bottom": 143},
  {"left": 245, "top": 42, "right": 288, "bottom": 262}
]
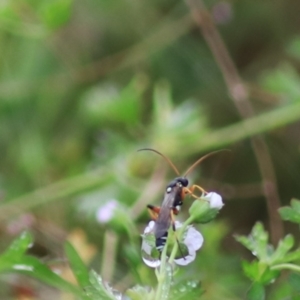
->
[
  {"left": 154, "top": 216, "right": 197, "bottom": 299},
  {"left": 168, "top": 217, "right": 193, "bottom": 263},
  {"left": 154, "top": 237, "right": 169, "bottom": 300},
  {"left": 271, "top": 263, "right": 300, "bottom": 273}
]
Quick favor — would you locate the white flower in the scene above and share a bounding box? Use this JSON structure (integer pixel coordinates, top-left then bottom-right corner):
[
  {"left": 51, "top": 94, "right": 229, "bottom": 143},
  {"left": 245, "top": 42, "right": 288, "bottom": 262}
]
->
[
  {"left": 204, "top": 192, "right": 224, "bottom": 209},
  {"left": 141, "top": 221, "right": 203, "bottom": 268},
  {"left": 174, "top": 222, "right": 203, "bottom": 266}
]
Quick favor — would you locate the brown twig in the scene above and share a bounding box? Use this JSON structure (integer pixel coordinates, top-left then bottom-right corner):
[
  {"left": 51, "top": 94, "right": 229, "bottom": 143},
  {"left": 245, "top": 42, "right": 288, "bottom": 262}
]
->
[{"left": 185, "top": 0, "right": 283, "bottom": 244}]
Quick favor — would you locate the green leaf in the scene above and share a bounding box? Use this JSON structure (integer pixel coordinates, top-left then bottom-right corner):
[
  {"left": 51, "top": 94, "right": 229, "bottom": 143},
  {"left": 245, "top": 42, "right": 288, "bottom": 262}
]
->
[
  {"left": 80, "top": 77, "right": 145, "bottom": 128},
  {"left": 252, "top": 223, "right": 269, "bottom": 261},
  {"left": 279, "top": 199, "right": 300, "bottom": 224},
  {"left": 270, "top": 234, "right": 294, "bottom": 264},
  {"left": 126, "top": 285, "right": 155, "bottom": 300},
  {"left": 235, "top": 235, "right": 254, "bottom": 252},
  {"left": 0, "top": 234, "right": 79, "bottom": 294},
  {"left": 242, "top": 261, "right": 279, "bottom": 284},
  {"left": 291, "top": 199, "right": 300, "bottom": 212},
  {"left": 64, "top": 242, "right": 90, "bottom": 289},
  {"left": 260, "top": 64, "right": 300, "bottom": 102},
  {"left": 85, "top": 270, "right": 119, "bottom": 300},
  {"left": 282, "top": 249, "right": 300, "bottom": 263},
  {"left": 236, "top": 223, "right": 269, "bottom": 261},
  {"left": 6, "top": 255, "right": 78, "bottom": 293},
  {"left": 169, "top": 280, "right": 204, "bottom": 300},
  {"left": 242, "top": 261, "right": 262, "bottom": 282},
  {"left": 247, "top": 282, "right": 265, "bottom": 300},
  {"left": 2, "top": 231, "right": 33, "bottom": 260},
  {"left": 259, "top": 268, "right": 280, "bottom": 285}
]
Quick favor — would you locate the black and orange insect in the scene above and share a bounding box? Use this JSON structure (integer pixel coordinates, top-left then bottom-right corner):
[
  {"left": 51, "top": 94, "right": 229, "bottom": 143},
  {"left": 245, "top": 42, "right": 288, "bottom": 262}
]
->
[{"left": 139, "top": 148, "right": 223, "bottom": 256}]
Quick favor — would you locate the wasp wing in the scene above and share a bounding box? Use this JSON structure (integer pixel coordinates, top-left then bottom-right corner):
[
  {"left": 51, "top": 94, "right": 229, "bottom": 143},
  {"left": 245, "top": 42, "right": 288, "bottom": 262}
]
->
[{"left": 154, "top": 185, "right": 180, "bottom": 239}]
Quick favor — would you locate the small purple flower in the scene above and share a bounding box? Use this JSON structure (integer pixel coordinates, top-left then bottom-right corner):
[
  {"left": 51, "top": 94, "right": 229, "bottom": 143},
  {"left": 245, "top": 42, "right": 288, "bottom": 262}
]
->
[{"left": 96, "top": 199, "right": 118, "bottom": 223}]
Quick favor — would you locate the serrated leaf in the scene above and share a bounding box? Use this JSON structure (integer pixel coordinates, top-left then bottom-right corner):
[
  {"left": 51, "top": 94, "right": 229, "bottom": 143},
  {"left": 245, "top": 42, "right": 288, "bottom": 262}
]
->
[
  {"left": 126, "top": 285, "right": 154, "bottom": 300},
  {"left": 282, "top": 249, "right": 300, "bottom": 263},
  {"left": 270, "top": 234, "right": 294, "bottom": 264},
  {"left": 65, "top": 242, "right": 90, "bottom": 289},
  {"left": 279, "top": 199, "right": 300, "bottom": 224},
  {"left": 236, "top": 223, "right": 269, "bottom": 261},
  {"left": 279, "top": 207, "right": 300, "bottom": 224},
  {"left": 169, "top": 280, "right": 204, "bottom": 300},
  {"left": 252, "top": 223, "right": 268, "bottom": 261},
  {"left": 242, "top": 260, "right": 279, "bottom": 284},
  {"left": 291, "top": 199, "right": 300, "bottom": 213},
  {"left": 235, "top": 235, "right": 254, "bottom": 252},
  {"left": 242, "top": 261, "right": 259, "bottom": 281},
  {"left": 247, "top": 282, "right": 265, "bottom": 300},
  {"left": 259, "top": 267, "right": 280, "bottom": 285},
  {"left": 85, "top": 270, "right": 118, "bottom": 300}
]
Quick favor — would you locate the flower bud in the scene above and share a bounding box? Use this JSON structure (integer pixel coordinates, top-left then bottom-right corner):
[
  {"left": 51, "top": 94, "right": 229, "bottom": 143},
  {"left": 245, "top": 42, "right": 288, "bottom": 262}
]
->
[{"left": 188, "top": 192, "right": 223, "bottom": 223}]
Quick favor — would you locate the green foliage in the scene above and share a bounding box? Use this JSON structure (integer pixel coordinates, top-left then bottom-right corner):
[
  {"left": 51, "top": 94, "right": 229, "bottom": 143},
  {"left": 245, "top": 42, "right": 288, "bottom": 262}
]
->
[
  {"left": 260, "top": 63, "right": 300, "bottom": 103},
  {"left": 1, "top": 0, "right": 300, "bottom": 298},
  {"left": 247, "top": 282, "right": 265, "bottom": 300},
  {"left": 65, "top": 242, "right": 90, "bottom": 289},
  {"left": 236, "top": 223, "right": 300, "bottom": 266},
  {"left": 39, "top": 0, "right": 73, "bottom": 30},
  {"left": 80, "top": 77, "right": 146, "bottom": 128},
  {"left": 237, "top": 219, "right": 300, "bottom": 299},
  {"left": 241, "top": 260, "right": 279, "bottom": 285},
  {"left": 0, "top": 232, "right": 79, "bottom": 294},
  {"left": 279, "top": 199, "right": 300, "bottom": 224}
]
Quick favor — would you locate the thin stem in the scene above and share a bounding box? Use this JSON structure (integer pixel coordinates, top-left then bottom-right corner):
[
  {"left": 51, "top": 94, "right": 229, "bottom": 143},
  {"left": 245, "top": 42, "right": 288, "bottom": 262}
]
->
[
  {"left": 168, "top": 218, "right": 192, "bottom": 263},
  {"left": 271, "top": 263, "right": 300, "bottom": 273},
  {"left": 185, "top": 0, "right": 284, "bottom": 244}
]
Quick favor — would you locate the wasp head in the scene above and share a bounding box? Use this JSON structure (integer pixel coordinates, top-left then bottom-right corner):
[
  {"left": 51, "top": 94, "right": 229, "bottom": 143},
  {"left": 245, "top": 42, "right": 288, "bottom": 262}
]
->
[{"left": 166, "top": 177, "right": 189, "bottom": 191}]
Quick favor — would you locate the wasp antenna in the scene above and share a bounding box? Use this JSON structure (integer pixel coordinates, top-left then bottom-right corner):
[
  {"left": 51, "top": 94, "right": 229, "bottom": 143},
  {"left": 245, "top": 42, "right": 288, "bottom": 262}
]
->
[
  {"left": 183, "top": 149, "right": 231, "bottom": 177},
  {"left": 137, "top": 148, "right": 180, "bottom": 175}
]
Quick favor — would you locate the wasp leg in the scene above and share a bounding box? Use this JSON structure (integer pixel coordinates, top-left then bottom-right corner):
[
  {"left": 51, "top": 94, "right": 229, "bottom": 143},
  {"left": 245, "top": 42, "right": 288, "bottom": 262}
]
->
[
  {"left": 170, "top": 210, "right": 186, "bottom": 260},
  {"left": 147, "top": 204, "right": 160, "bottom": 220},
  {"left": 184, "top": 184, "right": 207, "bottom": 199}
]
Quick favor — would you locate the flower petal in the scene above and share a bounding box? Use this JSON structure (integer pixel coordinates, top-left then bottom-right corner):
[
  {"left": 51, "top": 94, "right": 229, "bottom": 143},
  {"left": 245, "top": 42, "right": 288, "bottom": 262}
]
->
[
  {"left": 175, "top": 248, "right": 196, "bottom": 265},
  {"left": 184, "top": 226, "right": 204, "bottom": 251},
  {"left": 205, "top": 192, "right": 224, "bottom": 209}
]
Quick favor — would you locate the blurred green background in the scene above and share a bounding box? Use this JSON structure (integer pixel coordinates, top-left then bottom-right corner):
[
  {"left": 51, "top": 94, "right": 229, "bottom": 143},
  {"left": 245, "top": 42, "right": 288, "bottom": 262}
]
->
[{"left": 1, "top": 0, "right": 300, "bottom": 299}]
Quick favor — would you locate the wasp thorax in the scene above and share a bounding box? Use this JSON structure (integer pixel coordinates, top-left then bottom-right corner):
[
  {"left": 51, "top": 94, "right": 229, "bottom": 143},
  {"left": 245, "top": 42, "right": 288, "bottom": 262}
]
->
[{"left": 166, "top": 187, "right": 172, "bottom": 193}]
